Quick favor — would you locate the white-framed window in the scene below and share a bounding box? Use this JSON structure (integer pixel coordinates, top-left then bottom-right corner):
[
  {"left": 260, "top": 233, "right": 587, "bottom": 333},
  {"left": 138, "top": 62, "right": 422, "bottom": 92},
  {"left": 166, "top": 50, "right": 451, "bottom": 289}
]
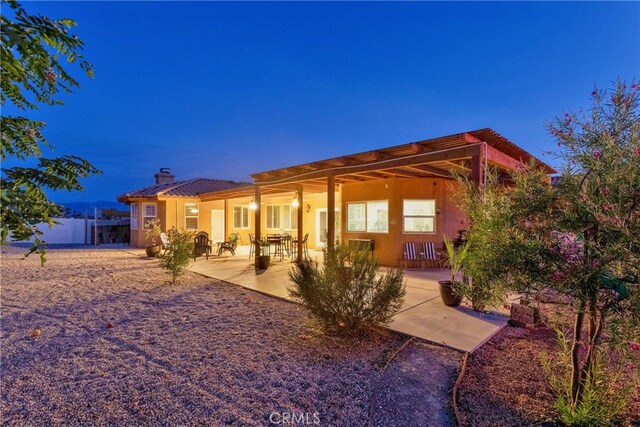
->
[
  {"left": 233, "top": 205, "right": 250, "bottom": 229},
  {"left": 142, "top": 202, "right": 157, "bottom": 229},
  {"left": 347, "top": 200, "right": 388, "bottom": 233},
  {"left": 185, "top": 203, "right": 199, "bottom": 230},
  {"left": 282, "top": 205, "right": 292, "bottom": 230},
  {"left": 347, "top": 203, "right": 366, "bottom": 232},
  {"left": 266, "top": 204, "right": 281, "bottom": 229},
  {"left": 291, "top": 206, "right": 299, "bottom": 230},
  {"left": 130, "top": 203, "right": 139, "bottom": 230},
  {"left": 403, "top": 199, "right": 436, "bottom": 233}
]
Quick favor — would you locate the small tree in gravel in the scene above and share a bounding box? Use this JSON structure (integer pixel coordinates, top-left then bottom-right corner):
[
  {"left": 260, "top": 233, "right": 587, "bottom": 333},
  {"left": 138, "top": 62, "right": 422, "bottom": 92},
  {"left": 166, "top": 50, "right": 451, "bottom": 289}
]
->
[
  {"left": 288, "top": 244, "right": 406, "bottom": 334},
  {"left": 159, "top": 229, "right": 194, "bottom": 284}
]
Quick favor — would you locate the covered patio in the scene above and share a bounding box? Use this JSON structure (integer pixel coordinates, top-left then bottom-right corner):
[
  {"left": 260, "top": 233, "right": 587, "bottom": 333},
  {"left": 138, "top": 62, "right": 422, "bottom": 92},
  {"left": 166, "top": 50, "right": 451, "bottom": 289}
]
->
[
  {"left": 188, "top": 245, "right": 508, "bottom": 352},
  {"left": 199, "top": 128, "right": 554, "bottom": 268}
]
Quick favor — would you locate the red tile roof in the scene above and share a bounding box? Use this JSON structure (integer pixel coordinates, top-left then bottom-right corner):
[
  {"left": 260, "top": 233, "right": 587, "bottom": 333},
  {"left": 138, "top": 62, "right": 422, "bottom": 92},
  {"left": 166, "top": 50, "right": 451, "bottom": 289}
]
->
[{"left": 117, "top": 178, "right": 251, "bottom": 202}]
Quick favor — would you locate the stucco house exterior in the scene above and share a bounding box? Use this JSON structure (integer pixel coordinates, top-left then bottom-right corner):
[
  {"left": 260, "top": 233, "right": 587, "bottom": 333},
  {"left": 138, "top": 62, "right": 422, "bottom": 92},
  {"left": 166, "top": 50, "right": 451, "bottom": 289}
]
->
[{"left": 117, "top": 129, "right": 554, "bottom": 266}]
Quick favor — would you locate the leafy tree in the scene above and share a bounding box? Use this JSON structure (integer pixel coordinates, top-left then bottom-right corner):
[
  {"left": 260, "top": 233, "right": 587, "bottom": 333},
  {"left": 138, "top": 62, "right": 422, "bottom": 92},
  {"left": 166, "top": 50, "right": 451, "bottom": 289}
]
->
[
  {"left": 455, "top": 80, "right": 640, "bottom": 424},
  {"left": 1, "top": 0, "right": 100, "bottom": 263}
]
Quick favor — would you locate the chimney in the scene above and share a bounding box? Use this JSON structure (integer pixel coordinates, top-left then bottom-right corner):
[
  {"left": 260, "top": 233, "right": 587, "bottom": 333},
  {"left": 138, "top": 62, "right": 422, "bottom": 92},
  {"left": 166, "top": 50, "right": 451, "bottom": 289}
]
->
[{"left": 154, "top": 168, "right": 175, "bottom": 184}]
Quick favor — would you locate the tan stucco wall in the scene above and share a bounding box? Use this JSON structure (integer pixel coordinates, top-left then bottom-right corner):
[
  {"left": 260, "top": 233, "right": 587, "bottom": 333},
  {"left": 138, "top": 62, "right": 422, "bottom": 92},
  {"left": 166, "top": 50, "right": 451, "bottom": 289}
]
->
[
  {"left": 126, "top": 178, "right": 467, "bottom": 266},
  {"left": 340, "top": 177, "right": 467, "bottom": 267},
  {"left": 128, "top": 197, "right": 225, "bottom": 248}
]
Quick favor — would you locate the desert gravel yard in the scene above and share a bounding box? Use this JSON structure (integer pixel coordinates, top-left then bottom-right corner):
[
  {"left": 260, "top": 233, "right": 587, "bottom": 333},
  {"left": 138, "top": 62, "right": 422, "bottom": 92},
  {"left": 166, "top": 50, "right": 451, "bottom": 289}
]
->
[{"left": 0, "top": 247, "right": 460, "bottom": 426}]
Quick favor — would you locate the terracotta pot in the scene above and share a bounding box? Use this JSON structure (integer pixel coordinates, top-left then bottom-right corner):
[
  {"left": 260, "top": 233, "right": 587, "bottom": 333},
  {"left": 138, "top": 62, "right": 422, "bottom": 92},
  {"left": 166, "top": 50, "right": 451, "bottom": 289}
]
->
[
  {"left": 145, "top": 245, "right": 161, "bottom": 257},
  {"left": 256, "top": 255, "right": 270, "bottom": 270},
  {"left": 438, "top": 280, "right": 463, "bottom": 307}
]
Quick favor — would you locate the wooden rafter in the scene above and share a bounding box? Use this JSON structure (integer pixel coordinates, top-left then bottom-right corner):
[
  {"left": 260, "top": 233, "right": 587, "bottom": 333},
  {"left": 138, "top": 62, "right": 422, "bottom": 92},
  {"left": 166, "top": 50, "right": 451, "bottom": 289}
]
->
[{"left": 404, "top": 164, "right": 452, "bottom": 178}]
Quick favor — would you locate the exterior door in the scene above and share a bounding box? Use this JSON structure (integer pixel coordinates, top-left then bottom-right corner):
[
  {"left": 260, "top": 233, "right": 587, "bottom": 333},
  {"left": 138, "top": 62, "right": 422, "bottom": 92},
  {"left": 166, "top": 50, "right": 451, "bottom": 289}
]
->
[
  {"left": 315, "top": 208, "right": 340, "bottom": 247},
  {"left": 211, "top": 210, "right": 225, "bottom": 243}
]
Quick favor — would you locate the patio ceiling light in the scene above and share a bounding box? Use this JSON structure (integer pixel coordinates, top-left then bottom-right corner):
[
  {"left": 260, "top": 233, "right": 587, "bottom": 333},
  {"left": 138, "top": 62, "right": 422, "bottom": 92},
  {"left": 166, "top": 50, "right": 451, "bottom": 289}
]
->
[
  {"left": 249, "top": 200, "right": 257, "bottom": 210},
  {"left": 291, "top": 196, "right": 300, "bottom": 208}
]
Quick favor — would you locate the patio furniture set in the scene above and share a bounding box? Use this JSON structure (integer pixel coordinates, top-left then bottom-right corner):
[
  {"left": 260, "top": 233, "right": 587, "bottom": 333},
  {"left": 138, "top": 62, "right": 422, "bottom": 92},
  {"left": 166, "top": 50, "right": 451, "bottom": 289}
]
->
[{"left": 248, "top": 232, "right": 310, "bottom": 261}]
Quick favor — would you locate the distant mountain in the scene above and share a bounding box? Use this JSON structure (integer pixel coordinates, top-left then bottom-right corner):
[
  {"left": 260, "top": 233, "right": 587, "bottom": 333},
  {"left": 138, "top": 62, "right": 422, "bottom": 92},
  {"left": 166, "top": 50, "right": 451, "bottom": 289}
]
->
[{"left": 59, "top": 201, "right": 129, "bottom": 218}]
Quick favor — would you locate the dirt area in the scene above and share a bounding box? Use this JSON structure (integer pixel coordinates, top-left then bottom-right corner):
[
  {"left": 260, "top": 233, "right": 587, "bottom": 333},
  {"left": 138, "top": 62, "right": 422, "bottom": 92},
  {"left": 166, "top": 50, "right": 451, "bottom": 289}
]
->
[
  {"left": 1, "top": 246, "right": 412, "bottom": 426},
  {"left": 371, "top": 339, "right": 462, "bottom": 427},
  {"left": 457, "top": 324, "right": 640, "bottom": 426}
]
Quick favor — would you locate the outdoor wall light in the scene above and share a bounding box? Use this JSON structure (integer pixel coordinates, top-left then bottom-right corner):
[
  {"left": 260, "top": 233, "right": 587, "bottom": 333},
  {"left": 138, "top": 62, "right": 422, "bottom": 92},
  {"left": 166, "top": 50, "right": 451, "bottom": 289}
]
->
[
  {"left": 291, "top": 196, "right": 300, "bottom": 208},
  {"left": 249, "top": 200, "right": 257, "bottom": 210}
]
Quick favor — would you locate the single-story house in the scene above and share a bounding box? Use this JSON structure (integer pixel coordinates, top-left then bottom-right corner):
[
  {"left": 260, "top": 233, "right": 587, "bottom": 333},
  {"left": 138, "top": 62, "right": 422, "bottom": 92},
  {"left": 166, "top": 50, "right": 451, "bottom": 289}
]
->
[{"left": 117, "top": 129, "right": 555, "bottom": 266}]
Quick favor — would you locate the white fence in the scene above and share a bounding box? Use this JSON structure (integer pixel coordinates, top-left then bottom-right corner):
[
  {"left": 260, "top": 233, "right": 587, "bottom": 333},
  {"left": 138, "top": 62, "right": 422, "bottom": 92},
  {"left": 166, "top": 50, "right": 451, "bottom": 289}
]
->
[{"left": 13, "top": 218, "right": 89, "bottom": 244}]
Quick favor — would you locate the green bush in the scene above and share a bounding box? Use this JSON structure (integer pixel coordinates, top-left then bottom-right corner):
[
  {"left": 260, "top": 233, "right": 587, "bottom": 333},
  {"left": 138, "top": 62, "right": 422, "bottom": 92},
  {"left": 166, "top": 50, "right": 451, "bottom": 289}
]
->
[
  {"left": 159, "top": 229, "right": 195, "bottom": 284},
  {"left": 288, "top": 244, "right": 406, "bottom": 334}
]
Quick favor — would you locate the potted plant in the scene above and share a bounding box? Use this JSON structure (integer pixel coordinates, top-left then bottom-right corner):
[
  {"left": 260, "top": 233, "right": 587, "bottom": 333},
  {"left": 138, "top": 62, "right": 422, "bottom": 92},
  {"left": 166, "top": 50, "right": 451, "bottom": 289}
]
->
[
  {"left": 438, "top": 235, "right": 469, "bottom": 307},
  {"left": 144, "top": 218, "right": 162, "bottom": 257},
  {"left": 255, "top": 239, "right": 271, "bottom": 270}
]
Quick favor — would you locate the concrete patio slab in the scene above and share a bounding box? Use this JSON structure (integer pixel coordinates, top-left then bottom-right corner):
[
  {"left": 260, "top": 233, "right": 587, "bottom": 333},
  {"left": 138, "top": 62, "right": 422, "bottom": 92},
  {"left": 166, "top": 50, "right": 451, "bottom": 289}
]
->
[
  {"left": 388, "top": 299, "right": 506, "bottom": 352},
  {"left": 182, "top": 245, "right": 507, "bottom": 353}
]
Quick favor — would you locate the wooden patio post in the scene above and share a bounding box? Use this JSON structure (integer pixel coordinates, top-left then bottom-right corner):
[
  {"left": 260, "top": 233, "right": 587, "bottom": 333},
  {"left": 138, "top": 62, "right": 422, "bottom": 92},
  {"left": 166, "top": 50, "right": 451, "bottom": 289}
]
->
[
  {"left": 254, "top": 185, "right": 261, "bottom": 267},
  {"left": 297, "top": 185, "right": 303, "bottom": 263},
  {"left": 470, "top": 142, "right": 486, "bottom": 187},
  {"left": 327, "top": 174, "right": 335, "bottom": 251}
]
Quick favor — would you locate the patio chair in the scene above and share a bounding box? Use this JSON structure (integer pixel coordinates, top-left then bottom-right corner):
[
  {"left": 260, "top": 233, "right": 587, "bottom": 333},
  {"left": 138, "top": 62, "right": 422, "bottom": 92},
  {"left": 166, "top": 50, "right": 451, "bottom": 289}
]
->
[
  {"left": 160, "top": 232, "right": 170, "bottom": 255},
  {"left": 193, "top": 231, "right": 212, "bottom": 261},
  {"left": 420, "top": 242, "right": 441, "bottom": 268},
  {"left": 248, "top": 233, "right": 256, "bottom": 259},
  {"left": 292, "top": 233, "right": 309, "bottom": 260},
  {"left": 217, "top": 233, "right": 239, "bottom": 257},
  {"left": 402, "top": 242, "right": 423, "bottom": 269}
]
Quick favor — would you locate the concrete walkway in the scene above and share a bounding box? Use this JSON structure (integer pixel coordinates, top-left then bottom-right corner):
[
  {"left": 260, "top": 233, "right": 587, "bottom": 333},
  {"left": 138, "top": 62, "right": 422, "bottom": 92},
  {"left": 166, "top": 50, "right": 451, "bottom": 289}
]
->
[{"left": 186, "top": 245, "right": 507, "bottom": 352}]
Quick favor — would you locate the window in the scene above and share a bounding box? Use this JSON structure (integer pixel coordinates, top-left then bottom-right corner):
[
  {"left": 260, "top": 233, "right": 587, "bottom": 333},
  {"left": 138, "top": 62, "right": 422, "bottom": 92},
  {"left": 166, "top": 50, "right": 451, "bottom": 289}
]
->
[
  {"left": 367, "top": 201, "right": 388, "bottom": 233},
  {"left": 347, "top": 200, "right": 388, "bottom": 233},
  {"left": 282, "top": 205, "right": 292, "bottom": 230},
  {"left": 347, "top": 203, "right": 366, "bottom": 232},
  {"left": 185, "top": 203, "right": 199, "bottom": 230},
  {"left": 291, "top": 206, "right": 298, "bottom": 230},
  {"left": 233, "top": 205, "right": 249, "bottom": 229},
  {"left": 403, "top": 199, "right": 436, "bottom": 233},
  {"left": 130, "top": 203, "right": 139, "bottom": 230},
  {"left": 266, "top": 205, "right": 280, "bottom": 229},
  {"left": 142, "top": 203, "right": 156, "bottom": 229}
]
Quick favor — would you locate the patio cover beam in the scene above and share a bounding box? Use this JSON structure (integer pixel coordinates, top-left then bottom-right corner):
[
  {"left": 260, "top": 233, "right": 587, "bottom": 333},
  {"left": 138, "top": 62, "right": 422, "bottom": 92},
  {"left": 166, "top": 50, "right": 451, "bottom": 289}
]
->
[
  {"left": 297, "top": 185, "right": 303, "bottom": 262},
  {"left": 327, "top": 174, "right": 335, "bottom": 251},
  {"left": 254, "top": 185, "right": 261, "bottom": 266},
  {"left": 253, "top": 144, "right": 482, "bottom": 187}
]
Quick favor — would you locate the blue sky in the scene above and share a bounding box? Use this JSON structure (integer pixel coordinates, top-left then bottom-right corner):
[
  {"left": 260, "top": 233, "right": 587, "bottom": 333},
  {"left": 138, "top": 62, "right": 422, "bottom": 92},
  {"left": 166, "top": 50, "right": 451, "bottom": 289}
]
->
[{"left": 5, "top": 1, "right": 639, "bottom": 203}]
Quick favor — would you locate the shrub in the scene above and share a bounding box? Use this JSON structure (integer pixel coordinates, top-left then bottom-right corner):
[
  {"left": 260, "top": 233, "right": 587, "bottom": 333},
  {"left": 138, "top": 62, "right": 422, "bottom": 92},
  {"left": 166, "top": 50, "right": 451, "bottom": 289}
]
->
[
  {"left": 288, "top": 244, "right": 406, "bottom": 334},
  {"left": 159, "top": 229, "right": 194, "bottom": 283}
]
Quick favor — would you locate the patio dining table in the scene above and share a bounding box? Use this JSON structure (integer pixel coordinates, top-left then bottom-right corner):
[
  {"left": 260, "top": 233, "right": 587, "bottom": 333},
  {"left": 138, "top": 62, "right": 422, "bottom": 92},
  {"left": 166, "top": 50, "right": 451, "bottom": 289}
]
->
[{"left": 266, "top": 234, "right": 292, "bottom": 260}]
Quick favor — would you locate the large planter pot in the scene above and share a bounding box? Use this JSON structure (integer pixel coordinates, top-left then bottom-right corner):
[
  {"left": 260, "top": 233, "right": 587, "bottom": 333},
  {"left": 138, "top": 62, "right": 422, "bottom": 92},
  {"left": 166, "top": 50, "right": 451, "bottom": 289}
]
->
[
  {"left": 256, "top": 255, "right": 271, "bottom": 270},
  {"left": 145, "top": 245, "right": 161, "bottom": 257},
  {"left": 438, "top": 280, "right": 463, "bottom": 307}
]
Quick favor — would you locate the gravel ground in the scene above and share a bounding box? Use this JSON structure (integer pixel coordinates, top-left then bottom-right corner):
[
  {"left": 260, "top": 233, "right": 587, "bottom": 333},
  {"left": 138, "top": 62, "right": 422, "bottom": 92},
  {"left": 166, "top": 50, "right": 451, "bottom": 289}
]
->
[{"left": 0, "top": 246, "right": 407, "bottom": 426}]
